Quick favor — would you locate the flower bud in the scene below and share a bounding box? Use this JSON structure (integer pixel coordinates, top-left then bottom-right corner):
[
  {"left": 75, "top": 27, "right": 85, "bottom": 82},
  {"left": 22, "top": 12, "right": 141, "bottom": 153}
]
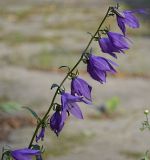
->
[{"left": 144, "top": 109, "right": 149, "bottom": 115}]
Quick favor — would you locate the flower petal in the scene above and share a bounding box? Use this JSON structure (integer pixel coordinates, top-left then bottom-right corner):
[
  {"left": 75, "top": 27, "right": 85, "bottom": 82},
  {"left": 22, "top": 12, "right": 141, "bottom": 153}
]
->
[
  {"left": 71, "top": 77, "right": 92, "bottom": 101},
  {"left": 11, "top": 148, "right": 40, "bottom": 160},
  {"left": 69, "top": 103, "right": 83, "bottom": 119}
]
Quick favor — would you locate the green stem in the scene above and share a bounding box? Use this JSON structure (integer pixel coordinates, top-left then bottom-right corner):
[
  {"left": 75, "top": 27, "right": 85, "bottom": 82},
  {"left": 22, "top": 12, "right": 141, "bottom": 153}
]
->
[{"left": 28, "top": 6, "right": 111, "bottom": 149}]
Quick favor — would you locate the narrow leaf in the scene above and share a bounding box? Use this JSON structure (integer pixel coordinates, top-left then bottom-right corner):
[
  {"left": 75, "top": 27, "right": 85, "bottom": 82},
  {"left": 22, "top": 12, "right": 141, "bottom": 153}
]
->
[
  {"left": 23, "top": 106, "right": 41, "bottom": 121},
  {"left": 59, "top": 66, "right": 70, "bottom": 72}
]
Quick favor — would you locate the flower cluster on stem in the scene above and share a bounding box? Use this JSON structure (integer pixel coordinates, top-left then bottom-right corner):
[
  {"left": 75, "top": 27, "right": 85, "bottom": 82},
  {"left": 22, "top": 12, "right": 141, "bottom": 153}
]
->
[{"left": 1, "top": 3, "right": 144, "bottom": 160}]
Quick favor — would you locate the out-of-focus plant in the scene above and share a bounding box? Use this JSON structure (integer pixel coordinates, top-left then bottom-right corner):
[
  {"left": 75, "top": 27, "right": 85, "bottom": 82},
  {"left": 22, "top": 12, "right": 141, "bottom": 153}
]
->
[
  {"left": 95, "top": 97, "right": 120, "bottom": 115},
  {"left": 106, "top": 96, "right": 120, "bottom": 113},
  {"left": 1, "top": 1, "right": 145, "bottom": 160},
  {"left": 140, "top": 109, "right": 150, "bottom": 131},
  {"left": 0, "top": 102, "right": 20, "bottom": 113},
  {"left": 140, "top": 110, "right": 150, "bottom": 160}
]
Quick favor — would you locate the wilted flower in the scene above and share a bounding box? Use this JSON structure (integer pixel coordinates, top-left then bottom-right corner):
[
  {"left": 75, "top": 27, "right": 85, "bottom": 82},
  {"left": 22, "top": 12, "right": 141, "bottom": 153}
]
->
[
  {"left": 10, "top": 148, "right": 41, "bottom": 160},
  {"left": 36, "top": 127, "right": 45, "bottom": 143},
  {"left": 115, "top": 9, "right": 145, "bottom": 35},
  {"left": 71, "top": 77, "right": 92, "bottom": 103},
  {"left": 61, "top": 92, "right": 83, "bottom": 122},
  {"left": 98, "top": 37, "right": 125, "bottom": 58},
  {"left": 87, "top": 54, "right": 118, "bottom": 83},
  {"left": 107, "top": 31, "right": 130, "bottom": 50},
  {"left": 50, "top": 110, "right": 64, "bottom": 136}
]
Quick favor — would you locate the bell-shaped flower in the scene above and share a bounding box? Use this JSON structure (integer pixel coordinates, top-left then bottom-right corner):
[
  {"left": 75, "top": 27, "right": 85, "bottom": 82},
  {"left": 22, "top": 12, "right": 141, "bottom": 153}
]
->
[
  {"left": 98, "top": 37, "right": 125, "bottom": 58},
  {"left": 107, "top": 31, "right": 130, "bottom": 50},
  {"left": 61, "top": 92, "right": 83, "bottom": 122},
  {"left": 115, "top": 9, "right": 145, "bottom": 35},
  {"left": 36, "top": 127, "right": 45, "bottom": 143},
  {"left": 50, "top": 110, "right": 64, "bottom": 136},
  {"left": 10, "top": 148, "right": 41, "bottom": 160},
  {"left": 71, "top": 77, "right": 92, "bottom": 103},
  {"left": 87, "top": 54, "right": 118, "bottom": 83}
]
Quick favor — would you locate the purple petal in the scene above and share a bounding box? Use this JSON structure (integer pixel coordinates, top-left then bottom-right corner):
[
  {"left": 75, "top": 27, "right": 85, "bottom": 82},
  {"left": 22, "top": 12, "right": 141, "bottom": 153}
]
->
[
  {"left": 98, "top": 38, "right": 118, "bottom": 58},
  {"left": 50, "top": 111, "right": 64, "bottom": 136},
  {"left": 11, "top": 148, "right": 40, "bottom": 160},
  {"left": 116, "top": 9, "right": 146, "bottom": 34},
  {"left": 117, "top": 16, "right": 126, "bottom": 35},
  {"left": 68, "top": 103, "right": 83, "bottom": 119},
  {"left": 107, "top": 32, "right": 130, "bottom": 49},
  {"left": 123, "top": 11, "right": 140, "bottom": 28},
  {"left": 36, "top": 127, "right": 45, "bottom": 143},
  {"left": 87, "top": 54, "right": 118, "bottom": 83},
  {"left": 87, "top": 60, "right": 106, "bottom": 83},
  {"left": 71, "top": 77, "right": 92, "bottom": 101}
]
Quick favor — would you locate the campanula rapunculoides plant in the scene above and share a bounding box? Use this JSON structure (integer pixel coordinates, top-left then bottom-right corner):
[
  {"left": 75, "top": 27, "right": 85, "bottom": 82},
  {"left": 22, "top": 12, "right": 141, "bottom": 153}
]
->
[{"left": 1, "top": 2, "right": 144, "bottom": 160}]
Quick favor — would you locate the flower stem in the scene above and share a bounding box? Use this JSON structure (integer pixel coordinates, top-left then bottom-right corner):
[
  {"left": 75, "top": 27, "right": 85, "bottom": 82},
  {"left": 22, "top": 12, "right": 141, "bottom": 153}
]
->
[{"left": 28, "top": 6, "right": 111, "bottom": 149}]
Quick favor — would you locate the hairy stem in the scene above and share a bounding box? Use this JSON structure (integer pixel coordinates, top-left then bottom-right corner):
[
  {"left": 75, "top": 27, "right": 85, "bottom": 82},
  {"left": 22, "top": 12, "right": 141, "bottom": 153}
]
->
[{"left": 28, "top": 6, "right": 111, "bottom": 148}]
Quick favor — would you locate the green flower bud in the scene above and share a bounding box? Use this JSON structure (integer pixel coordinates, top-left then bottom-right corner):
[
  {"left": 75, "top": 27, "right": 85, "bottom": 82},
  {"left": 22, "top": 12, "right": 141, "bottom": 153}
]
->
[{"left": 144, "top": 109, "right": 149, "bottom": 115}]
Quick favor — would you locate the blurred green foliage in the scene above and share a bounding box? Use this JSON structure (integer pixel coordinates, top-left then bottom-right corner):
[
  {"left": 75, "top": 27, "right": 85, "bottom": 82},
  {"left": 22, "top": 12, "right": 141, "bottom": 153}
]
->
[
  {"left": 0, "top": 102, "right": 20, "bottom": 113},
  {"left": 106, "top": 97, "right": 120, "bottom": 113}
]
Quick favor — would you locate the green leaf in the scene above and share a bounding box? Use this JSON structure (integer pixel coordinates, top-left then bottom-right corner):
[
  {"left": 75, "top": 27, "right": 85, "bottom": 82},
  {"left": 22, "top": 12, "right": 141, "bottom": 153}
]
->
[
  {"left": 59, "top": 65, "right": 70, "bottom": 71},
  {"left": 51, "top": 83, "right": 60, "bottom": 90},
  {"left": 106, "top": 97, "right": 120, "bottom": 112},
  {"left": 142, "top": 151, "right": 150, "bottom": 160},
  {"left": 143, "top": 156, "right": 150, "bottom": 160},
  {"left": 23, "top": 106, "right": 41, "bottom": 121},
  {"left": 0, "top": 102, "right": 20, "bottom": 113}
]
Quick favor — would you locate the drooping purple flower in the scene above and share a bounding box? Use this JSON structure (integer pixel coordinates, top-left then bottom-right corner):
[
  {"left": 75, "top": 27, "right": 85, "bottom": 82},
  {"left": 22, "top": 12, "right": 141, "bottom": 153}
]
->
[
  {"left": 87, "top": 54, "right": 118, "bottom": 83},
  {"left": 107, "top": 31, "right": 130, "bottom": 50},
  {"left": 50, "top": 110, "right": 64, "bottom": 136},
  {"left": 115, "top": 9, "right": 145, "bottom": 35},
  {"left": 11, "top": 148, "right": 41, "bottom": 160},
  {"left": 98, "top": 37, "right": 125, "bottom": 58},
  {"left": 61, "top": 92, "right": 83, "bottom": 122},
  {"left": 71, "top": 77, "right": 92, "bottom": 103},
  {"left": 36, "top": 127, "right": 45, "bottom": 143}
]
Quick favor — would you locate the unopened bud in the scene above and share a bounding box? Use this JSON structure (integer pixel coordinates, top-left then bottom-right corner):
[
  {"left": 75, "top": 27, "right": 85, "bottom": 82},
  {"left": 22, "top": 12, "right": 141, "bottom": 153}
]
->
[{"left": 144, "top": 109, "right": 149, "bottom": 115}]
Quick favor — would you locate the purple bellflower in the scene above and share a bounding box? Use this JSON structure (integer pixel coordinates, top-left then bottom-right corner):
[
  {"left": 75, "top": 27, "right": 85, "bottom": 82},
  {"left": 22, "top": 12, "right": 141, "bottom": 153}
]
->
[
  {"left": 107, "top": 31, "right": 130, "bottom": 50},
  {"left": 50, "top": 110, "right": 64, "bottom": 136},
  {"left": 98, "top": 37, "right": 125, "bottom": 58},
  {"left": 36, "top": 127, "right": 45, "bottom": 143},
  {"left": 11, "top": 148, "right": 41, "bottom": 160},
  {"left": 71, "top": 77, "right": 92, "bottom": 103},
  {"left": 115, "top": 9, "right": 145, "bottom": 35},
  {"left": 87, "top": 54, "right": 118, "bottom": 83},
  {"left": 61, "top": 92, "right": 84, "bottom": 122}
]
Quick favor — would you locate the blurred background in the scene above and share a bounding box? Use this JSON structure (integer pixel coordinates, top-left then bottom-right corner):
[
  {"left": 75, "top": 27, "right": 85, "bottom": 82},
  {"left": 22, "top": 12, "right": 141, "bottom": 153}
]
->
[{"left": 0, "top": 0, "right": 150, "bottom": 160}]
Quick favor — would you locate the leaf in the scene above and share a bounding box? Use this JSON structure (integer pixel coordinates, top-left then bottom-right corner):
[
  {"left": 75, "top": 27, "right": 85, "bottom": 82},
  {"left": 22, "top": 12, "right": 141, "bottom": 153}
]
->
[
  {"left": 59, "top": 66, "right": 70, "bottom": 72},
  {"left": 23, "top": 106, "right": 41, "bottom": 121},
  {"left": 106, "top": 97, "right": 120, "bottom": 112},
  {"left": 0, "top": 102, "right": 20, "bottom": 113},
  {"left": 51, "top": 83, "right": 60, "bottom": 90}
]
